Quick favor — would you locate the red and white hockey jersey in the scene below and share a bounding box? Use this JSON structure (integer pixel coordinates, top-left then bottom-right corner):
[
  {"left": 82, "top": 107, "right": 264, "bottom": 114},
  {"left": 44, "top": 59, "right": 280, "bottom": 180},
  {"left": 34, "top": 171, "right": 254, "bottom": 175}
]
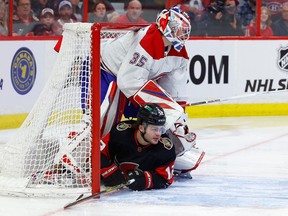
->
[{"left": 101, "top": 23, "right": 189, "bottom": 101}]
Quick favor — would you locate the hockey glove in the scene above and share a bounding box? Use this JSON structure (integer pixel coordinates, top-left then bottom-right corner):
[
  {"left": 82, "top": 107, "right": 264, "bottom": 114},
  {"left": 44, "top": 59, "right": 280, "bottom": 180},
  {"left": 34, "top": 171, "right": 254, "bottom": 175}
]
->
[
  {"left": 127, "top": 169, "right": 153, "bottom": 191},
  {"left": 101, "top": 163, "right": 126, "bottom": 187}
]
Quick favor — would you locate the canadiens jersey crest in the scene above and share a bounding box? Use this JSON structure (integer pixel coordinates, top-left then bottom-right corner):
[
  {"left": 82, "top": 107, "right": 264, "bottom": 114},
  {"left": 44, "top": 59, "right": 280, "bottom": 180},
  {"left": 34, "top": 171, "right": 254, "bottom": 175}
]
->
[
  {"left": 160, "top": 137, "right": 173, "bottom": 150},
  {"left": 116, "top": 122, "right": 132, "bottom": 131}
]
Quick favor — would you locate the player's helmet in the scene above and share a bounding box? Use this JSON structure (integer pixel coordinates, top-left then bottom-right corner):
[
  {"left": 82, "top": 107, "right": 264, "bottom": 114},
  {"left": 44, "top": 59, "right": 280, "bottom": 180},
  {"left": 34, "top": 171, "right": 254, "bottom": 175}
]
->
[
  {"left": 137, "top": 103, "right": 166, "bottom": 126},
  {"left": 156, "top": 7, "right": 191, "bottom": 52}
]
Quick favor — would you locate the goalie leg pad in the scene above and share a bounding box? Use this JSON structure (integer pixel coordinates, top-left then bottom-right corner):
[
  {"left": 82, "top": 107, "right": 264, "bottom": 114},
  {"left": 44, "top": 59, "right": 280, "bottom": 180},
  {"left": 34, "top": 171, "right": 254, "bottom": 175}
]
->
[
  {"left": 101, "top": 88, "right": 128, "bottom": 138},
  {"left": 174, "top": 147, "right": 205, "bottom": 173},
  {"left": 133, "top": 80, "right": 184, "bottom": 129},
  {"left": 168, "top": 113, "right": 205, "bottom": 173},
  {"left": 100, "top": 70, "right": 129, "bottom": 137},
  {"left": 101, "top": 87, "right": 122, "bottom": 137},
  {"left": 101, "top": 69, "right": 117, "bottom": 102}
]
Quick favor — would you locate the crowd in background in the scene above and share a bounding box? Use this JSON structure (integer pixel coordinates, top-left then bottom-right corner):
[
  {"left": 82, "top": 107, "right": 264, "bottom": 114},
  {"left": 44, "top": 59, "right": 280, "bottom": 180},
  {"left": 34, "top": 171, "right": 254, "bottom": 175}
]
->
[{"left": 0, "top": 0, "right": 288, "bottom": 37}]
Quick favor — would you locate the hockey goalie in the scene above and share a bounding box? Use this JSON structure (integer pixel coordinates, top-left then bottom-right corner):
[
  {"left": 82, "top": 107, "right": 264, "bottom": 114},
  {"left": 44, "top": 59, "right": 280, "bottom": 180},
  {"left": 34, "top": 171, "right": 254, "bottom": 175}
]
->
[
  {"left": 98, "top": 6, "right": 205, "bottom": 178},
  {"left": 54, "top": 7, "right": 205, "bottom": 179}
]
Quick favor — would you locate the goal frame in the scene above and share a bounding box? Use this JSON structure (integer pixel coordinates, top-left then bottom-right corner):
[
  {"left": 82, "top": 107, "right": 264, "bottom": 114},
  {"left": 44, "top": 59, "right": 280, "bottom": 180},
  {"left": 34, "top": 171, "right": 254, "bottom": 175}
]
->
[
  {"left": 90, "top": 23, "right": 148, "bottom": 194},
  {"left": 91, "top": 23, "right": 101, "bottom": 195}
]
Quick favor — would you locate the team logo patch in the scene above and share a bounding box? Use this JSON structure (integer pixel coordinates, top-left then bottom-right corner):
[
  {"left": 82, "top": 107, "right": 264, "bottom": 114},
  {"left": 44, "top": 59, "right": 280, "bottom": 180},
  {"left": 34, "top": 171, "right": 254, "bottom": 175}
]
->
[
  {"left": 11, "top": 47, "right": 37, "bottom": 95},
  {"left": 266, "top": 2, "right": 282, "bottom": 15},
  {"left": 277, "top": 45, "right": 288, "bottom": 72},
  {"left": 116, "top": 122, "right": 131, "bottom": 131},
  {"left": 160, "top": 137, "right": 173, "bottom": 150}
]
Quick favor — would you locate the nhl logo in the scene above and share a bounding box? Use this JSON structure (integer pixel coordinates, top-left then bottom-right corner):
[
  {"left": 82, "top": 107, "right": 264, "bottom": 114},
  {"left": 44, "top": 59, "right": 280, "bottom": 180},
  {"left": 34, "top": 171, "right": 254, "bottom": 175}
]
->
[{"left": 277, "top": 45, "right": 288, "bottom": 72}]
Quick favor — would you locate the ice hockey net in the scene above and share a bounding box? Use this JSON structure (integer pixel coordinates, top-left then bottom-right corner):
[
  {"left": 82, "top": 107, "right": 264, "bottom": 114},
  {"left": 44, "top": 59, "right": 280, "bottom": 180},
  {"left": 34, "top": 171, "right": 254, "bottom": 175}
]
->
[{"left": 0, "top": 23, "right": 147, "bottom": 197}]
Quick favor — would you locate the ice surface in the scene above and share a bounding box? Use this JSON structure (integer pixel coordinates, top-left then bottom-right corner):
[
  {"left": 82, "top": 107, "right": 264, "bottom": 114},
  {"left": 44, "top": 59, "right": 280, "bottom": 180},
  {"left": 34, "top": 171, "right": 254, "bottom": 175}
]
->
[{"left": 0, "top": 116, "right": 287, "bottom": 216}]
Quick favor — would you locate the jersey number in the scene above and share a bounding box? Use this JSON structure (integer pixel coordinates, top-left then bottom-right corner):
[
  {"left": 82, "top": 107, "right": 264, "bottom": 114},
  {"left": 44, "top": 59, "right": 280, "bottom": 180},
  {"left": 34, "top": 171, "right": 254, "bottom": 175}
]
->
[
  {"left": 165, "top": 165, "right": 174, "bottom": 180},
  {"left": 129, "top": 52, "right": 148, "bottom": 67}
]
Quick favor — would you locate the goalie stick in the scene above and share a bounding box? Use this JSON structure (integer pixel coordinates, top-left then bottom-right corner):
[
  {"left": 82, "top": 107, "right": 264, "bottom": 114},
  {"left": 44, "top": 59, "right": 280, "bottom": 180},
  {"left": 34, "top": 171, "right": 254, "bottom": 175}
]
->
[
  {"left": 187, "top": 89, "right": 288, "bottom": 106},
  {"left": 64, "top": 179, "right": 135, "bottom": 209}
]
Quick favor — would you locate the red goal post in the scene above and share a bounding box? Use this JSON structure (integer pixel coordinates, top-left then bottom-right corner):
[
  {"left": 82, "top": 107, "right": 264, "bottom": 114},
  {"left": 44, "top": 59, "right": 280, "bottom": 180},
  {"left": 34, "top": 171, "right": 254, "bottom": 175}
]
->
[{"left": 0, "top": 23, "right": 148, "bottom": 197}]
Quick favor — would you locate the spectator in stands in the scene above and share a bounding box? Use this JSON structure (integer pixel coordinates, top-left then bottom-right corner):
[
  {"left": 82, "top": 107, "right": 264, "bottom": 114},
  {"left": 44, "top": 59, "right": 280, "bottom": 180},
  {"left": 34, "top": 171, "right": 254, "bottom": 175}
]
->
[
  {"left": 245, "top": 6, "right": 273, "bottom": 36},
  {"left": 31, "top": 0, "right": 49, "bottom": 18},
  {"left": 115, "top": 0, "right": 148, "bottom": 24},
  {"left": 0, "top": 0, "right": 8, "bottom": 36},
  {"left": 32, "top": 7, "right": 55, "bottom": 36},
  {"left": 70, "top": 0, "right": 82, "bottom": 22},
  {"left": 52, "top": 0, "right": 76, "bottom": 36},
  {"left": 47, "top": 0, "right": 62, "bottom": 18},
  {"left": 237, "top": 0, "right": 256, "bottom": 31},
  {"left": 177, "top": 0, "right": 205, "bottom": 35},
  {"left": 88, "top": 0, "right": 119, "bottom": 22},
  {"left": 263, "top": 0, "right": 287, "bottom": 22},
  {"left": 178, "top": 0, "right": 205, "bottom": 15},
  {"left": 139, "top": 0, "right": 166, "bottom": 22},
  {"left": 13, "top": 0, "right": 40, "bottom": 36},
  {"left": 88, "top": 1, "right": 108, "bottom": 23},
  {"left": 196, "top": 0, "right": 243, "bottom": 36},
  {"left": 271, "top": 3, "right": 288, "bottom": 36}
]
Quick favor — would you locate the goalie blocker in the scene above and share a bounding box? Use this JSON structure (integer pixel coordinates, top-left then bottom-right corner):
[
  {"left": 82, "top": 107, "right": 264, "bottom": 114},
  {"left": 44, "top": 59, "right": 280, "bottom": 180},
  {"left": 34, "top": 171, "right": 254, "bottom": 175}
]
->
[{"left": 132, "top": 80, "right": 205, "bottom": 175}]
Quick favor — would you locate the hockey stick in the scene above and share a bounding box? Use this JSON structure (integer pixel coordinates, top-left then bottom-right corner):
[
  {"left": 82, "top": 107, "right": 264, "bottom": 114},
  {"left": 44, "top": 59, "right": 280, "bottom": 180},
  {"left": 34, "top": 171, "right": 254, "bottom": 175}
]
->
[
  {"left": 187, "top": 89, "right": 288, "bottom": 106},
  {"left": 64, "top": 179, "right": 135, "bottom": 209}
]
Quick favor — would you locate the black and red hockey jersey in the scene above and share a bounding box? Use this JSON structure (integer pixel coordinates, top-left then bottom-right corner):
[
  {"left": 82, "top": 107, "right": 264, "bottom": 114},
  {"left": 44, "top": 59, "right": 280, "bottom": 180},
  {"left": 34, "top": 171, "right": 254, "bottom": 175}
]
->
[{"left": 101, "top": 120, "right": 176, "bottom": 189}]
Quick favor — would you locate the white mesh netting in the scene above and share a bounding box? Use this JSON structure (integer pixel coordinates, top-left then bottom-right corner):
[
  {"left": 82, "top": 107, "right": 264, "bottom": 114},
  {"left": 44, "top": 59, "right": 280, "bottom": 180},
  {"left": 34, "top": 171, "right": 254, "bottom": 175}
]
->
[{"left": 0, "top": 23, "right": 136, "bottom": 197}]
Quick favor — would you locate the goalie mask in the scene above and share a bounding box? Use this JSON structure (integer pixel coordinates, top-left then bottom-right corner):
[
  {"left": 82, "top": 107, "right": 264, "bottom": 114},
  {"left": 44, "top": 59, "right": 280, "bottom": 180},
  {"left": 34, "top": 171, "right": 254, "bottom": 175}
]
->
[{"left": 156, "top": 7, "right": 191, "bottom": 52}]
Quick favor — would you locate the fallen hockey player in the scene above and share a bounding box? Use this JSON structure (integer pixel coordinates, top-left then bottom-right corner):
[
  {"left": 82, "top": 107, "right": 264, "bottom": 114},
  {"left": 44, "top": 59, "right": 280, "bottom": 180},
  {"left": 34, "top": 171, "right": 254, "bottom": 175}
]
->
[{"left": 101, "top": 103, "right": 176, "bottom": 190}]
